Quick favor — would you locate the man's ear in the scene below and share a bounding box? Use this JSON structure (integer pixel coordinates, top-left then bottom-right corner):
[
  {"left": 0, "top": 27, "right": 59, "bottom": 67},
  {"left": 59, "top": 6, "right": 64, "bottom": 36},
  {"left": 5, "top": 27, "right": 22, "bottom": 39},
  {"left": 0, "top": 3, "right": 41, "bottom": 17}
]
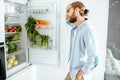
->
[{"left": 75, "top": 7, "right": 80, "bottom": 16}]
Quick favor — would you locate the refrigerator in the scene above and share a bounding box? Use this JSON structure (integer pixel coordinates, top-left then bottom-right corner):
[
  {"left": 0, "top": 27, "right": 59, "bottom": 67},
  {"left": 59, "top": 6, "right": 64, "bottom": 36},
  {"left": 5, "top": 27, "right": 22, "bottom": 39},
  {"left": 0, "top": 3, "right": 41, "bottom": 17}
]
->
[{"left": 2, "top": 0, "right": 60, "bottom": 79}]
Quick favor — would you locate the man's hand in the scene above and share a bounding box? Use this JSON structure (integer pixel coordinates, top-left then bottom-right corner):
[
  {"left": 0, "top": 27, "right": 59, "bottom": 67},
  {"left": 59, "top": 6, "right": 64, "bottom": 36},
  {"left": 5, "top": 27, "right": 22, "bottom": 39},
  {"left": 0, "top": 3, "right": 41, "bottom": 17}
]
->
[{"left": 75, "top": 70, "right": 85, "bottom": 80}]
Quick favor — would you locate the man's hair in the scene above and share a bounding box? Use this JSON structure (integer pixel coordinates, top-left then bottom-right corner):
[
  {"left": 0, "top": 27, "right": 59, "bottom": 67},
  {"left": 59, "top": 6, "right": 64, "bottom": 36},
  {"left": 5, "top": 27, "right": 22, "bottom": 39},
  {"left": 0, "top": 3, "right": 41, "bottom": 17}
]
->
[{"left": 70, "top": 1, "right": 89, "bottom": 16}]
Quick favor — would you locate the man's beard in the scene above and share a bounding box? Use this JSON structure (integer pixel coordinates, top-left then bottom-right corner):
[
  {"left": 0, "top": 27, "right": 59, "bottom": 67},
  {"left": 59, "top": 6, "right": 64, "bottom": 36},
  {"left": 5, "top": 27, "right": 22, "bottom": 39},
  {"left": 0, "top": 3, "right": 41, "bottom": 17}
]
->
[{"left": 69, "top": 12, "right": 77, "bottom": 23}]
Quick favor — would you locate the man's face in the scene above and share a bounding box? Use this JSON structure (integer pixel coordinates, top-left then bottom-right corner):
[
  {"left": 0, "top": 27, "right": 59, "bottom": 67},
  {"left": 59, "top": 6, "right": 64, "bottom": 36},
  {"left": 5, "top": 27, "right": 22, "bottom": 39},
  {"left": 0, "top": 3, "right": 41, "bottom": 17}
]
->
[{"left": 66, "top": 5, "right": 77, "bottom": 23}]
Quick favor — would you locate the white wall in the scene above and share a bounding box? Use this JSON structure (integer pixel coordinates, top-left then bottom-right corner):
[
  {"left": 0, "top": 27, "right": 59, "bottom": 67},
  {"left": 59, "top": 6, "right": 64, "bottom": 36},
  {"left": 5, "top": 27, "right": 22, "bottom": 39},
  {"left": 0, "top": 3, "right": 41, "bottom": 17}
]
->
[{"left": 29, "top": 0, "right": 109, "bottom": 80}]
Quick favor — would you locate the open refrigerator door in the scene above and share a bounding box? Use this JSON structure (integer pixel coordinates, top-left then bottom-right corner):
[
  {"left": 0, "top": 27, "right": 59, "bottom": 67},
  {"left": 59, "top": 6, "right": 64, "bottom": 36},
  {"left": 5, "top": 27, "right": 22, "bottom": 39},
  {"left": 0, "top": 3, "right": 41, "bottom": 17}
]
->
[
  {"left": 27, "top": 2, "right": 60, "bottom": 66},
  {"left": 4, "top": 0, "right": 30, "bottom": 78}
]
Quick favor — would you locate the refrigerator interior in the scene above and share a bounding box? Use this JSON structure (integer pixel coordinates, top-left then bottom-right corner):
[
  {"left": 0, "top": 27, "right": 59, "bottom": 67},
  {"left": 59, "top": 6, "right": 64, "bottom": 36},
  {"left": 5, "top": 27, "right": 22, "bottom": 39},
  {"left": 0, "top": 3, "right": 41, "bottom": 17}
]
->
[
  {"left": 4, "top": 0, "right": 60, "bottom": 78},
  {"left": 4, "top": 1, "right": 29, "bottom": 78}
]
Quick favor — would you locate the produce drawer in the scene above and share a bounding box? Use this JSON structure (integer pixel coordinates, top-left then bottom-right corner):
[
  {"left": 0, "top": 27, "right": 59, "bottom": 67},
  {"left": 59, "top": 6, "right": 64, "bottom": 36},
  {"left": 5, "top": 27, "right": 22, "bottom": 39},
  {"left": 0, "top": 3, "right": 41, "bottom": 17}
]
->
[{"left": 7, "top": 52, "right": 27, "bottom": 70}]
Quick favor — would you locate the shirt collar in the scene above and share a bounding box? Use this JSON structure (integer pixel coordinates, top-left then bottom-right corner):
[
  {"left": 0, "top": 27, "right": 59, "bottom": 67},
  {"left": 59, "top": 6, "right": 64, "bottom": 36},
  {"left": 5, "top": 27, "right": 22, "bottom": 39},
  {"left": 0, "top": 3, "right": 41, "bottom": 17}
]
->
[{"left": 74, "top": 20, "right": 88, "bottom": 30}]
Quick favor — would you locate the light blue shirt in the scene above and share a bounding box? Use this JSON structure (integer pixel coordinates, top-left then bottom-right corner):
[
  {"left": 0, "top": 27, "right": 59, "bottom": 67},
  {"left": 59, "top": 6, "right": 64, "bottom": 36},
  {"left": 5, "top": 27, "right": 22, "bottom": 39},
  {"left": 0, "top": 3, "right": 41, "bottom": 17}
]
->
[{"left": 67, "top": 20, "right": 99, "bottom": 80}]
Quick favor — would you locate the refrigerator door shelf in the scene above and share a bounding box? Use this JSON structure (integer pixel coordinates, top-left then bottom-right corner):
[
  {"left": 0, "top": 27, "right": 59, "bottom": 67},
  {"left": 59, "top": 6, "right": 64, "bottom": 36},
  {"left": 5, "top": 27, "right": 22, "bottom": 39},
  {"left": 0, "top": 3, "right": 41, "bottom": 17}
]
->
[
  {"left": 27, "top": 2, "right": 60, "bottom": 66},
  {"left": 28, "top": 3, "right": 55, "bottom": 14}
]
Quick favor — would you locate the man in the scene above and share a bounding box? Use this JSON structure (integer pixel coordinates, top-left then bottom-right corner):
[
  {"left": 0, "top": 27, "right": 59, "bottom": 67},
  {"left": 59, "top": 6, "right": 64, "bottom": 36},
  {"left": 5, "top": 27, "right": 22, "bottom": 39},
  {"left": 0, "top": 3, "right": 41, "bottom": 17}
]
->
[{"left": 65, "top": 1, "right": 99, "bottom": 80}]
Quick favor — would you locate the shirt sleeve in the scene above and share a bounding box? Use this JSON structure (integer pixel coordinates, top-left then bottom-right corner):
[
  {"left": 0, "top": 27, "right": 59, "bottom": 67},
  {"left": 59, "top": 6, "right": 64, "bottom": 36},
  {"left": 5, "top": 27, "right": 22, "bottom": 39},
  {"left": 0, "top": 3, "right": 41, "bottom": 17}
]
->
[{"left": 81, "top": 30, "right": 98, "bottom": 74}]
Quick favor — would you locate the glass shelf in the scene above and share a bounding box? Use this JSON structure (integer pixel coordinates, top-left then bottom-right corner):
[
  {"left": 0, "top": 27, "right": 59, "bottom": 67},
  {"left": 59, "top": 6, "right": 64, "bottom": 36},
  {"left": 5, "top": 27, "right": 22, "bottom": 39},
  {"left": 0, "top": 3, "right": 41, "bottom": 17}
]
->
[
  {"left": 7, "top": 49, "right": 25, "bottom": 58},
  {"left": 6, "top": 40, "right": 20, "bottom": 44},
  {"left": 5, "top": 22, "right": 21, "bottom": 24},
  {"left": 5, "top": 14, "right": 20, "bottom": 18},
  {"left": 5, "top": 32, "right": 20, "bottom": 35}
]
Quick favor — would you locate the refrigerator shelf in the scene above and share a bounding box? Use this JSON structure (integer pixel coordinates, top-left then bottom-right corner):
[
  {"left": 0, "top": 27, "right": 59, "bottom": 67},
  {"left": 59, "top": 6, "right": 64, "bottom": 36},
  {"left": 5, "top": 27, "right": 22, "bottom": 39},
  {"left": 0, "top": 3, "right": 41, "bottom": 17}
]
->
[
  {"left": 7, "top": 49, "right": 25, "bottom": 58},
  {"left": 5, "top": 32, "right": 20, "bottom": 35},
  {"left": 6, "top": 40, "right": 20, "bottom": 44},
  {"left": 5, "top": 15, "right": 20, "bottom": 18},
  {"left": 5, "top": 22, "right": 21, "bottom": 24}
]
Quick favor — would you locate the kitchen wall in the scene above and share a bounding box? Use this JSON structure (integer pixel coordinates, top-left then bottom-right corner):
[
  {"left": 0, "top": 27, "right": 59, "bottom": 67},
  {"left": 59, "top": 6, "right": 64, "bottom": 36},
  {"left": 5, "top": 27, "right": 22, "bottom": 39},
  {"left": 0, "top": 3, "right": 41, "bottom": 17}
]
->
[{"left": 29, "top": 0, "right": 109, "bottom": 80}]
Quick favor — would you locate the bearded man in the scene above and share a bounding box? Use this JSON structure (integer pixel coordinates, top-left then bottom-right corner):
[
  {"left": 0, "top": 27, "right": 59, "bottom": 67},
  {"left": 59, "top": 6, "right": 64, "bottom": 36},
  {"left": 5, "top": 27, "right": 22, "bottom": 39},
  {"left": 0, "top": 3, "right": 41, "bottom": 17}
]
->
[{"left": 65, "top": 1, "right": 99, "bottom": 80}]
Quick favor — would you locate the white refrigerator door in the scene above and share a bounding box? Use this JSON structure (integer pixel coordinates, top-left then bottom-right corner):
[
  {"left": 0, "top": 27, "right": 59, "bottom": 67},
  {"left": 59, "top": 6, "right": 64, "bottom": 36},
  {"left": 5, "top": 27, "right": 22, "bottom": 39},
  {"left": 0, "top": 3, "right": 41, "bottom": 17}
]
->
[{"left": 27, "top": 2, "right": 60, "bottom": 66}]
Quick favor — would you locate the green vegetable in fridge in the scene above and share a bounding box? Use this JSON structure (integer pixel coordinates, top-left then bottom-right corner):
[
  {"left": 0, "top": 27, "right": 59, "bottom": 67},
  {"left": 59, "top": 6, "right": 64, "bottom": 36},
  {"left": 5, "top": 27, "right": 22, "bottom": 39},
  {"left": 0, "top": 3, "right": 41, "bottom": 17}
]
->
[
  {"left": 42, "top": 35, "right": 49, "bottom": 48},
  {"left": 25, "top": 16, "right": 36, "bottom": 30},
  {"left": 35, "top": 35, "right": 42, "bottom": 47},
  {"left": 27, "top": 29, "right": 33, "bottom": 41},
  {"left": 7, "top": 43, "right": 17, "bottom": 53},
  {"left": 33, "top": 30, "right": 39, "bottom": 43},
  {"left": 6, "top": 36, "right": 13, "bottom": 42},
  {"left": 14, "top": 25, "right": 22, "bottom": 32},
  {"left": 25, "top": 16, "right": 49, "bottom": 48},
  {"left": 11, "top": 34, "right": 19, "bottom": 41}
]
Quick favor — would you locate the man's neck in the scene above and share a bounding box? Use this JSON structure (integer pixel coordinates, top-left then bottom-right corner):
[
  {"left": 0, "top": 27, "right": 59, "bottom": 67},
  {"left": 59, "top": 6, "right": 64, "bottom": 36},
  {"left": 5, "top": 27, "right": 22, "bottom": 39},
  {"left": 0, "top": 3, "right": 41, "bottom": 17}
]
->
[{"left": 75, "top": 17, "right": 85, "bottom": 26}]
